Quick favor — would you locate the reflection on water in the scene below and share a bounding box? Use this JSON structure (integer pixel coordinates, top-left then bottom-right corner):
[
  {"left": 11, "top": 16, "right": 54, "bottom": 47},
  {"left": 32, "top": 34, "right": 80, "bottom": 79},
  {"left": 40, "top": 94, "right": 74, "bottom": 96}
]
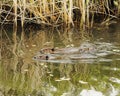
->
[{"left": 0, "top": 24, "right": 120, "bottom": 95}]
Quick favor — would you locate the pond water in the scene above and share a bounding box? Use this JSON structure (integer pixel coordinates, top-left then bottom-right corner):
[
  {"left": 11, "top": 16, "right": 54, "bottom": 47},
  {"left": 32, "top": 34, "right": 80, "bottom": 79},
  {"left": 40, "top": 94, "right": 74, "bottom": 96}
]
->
[{"left": 0, "top": 22, "right": 120, "bottom": 96}]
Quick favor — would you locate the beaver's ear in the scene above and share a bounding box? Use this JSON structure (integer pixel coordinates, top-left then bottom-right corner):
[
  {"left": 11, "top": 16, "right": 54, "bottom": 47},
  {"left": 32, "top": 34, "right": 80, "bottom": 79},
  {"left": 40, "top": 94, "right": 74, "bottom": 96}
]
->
[
  {"left": 46, "top": 55, "right": 49, "bottom": 60},
  {"left": 39, "top": 50, "right": 44, "bottom": 54}
]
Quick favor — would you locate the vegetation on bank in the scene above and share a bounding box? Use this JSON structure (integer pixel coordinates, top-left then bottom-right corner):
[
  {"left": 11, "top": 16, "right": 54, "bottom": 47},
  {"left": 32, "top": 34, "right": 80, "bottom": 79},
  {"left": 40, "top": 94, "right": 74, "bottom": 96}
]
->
[{"left": 0, "top": 0, "right": 120, "bottom": 28}]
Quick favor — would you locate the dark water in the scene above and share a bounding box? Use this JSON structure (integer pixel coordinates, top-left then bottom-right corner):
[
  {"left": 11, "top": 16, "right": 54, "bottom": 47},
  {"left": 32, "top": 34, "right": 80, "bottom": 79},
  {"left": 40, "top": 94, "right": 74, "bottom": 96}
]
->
[{"left": 0, "top": 23, "right": 120, "bottom": 96}]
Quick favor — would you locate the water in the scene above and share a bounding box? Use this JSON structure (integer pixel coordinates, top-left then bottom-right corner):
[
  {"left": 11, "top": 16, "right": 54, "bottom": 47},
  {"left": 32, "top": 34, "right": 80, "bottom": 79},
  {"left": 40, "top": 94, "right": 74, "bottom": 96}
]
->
[{"left": 0, "top": 23, "right": 120, "bottom": 96}]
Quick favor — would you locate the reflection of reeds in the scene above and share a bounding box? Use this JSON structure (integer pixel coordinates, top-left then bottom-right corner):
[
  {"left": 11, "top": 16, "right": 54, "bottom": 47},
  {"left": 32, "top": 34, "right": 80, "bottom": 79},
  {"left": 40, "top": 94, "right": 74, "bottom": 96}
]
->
[
  {"left": 0, "top": 0, "right": 119, "bottom": 27},
  {"left": 0, "top": 29, "right": 47, "bottom": 95},
  {"left": 0, "top": 30, "right": 1, "bottom": 61},
  {"left": 0, "top": 58, "right": 44, "bottom": 95}
]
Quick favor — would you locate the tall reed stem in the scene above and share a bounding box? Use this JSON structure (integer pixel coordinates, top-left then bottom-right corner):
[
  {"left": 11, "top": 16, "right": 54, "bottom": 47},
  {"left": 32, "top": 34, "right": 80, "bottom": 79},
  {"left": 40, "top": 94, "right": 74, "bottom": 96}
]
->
[{"left": 12, "top": 0, "right": 17, "bottom": 56}]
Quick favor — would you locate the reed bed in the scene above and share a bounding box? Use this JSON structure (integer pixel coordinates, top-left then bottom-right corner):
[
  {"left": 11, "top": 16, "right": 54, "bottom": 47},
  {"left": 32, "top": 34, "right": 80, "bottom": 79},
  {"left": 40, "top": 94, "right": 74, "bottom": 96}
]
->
[{"left": 0, "top": 0, "right": 120, "bottom": 27}]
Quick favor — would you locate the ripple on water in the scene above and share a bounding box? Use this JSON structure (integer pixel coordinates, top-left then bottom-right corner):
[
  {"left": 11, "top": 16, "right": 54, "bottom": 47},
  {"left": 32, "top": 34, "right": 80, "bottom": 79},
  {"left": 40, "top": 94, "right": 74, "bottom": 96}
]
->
[
  {"left": 109, "top": 77, "right": 120, "bottom": 84},
  {"left": 80, "top": 89, "right": 103, "bottom": 96}
]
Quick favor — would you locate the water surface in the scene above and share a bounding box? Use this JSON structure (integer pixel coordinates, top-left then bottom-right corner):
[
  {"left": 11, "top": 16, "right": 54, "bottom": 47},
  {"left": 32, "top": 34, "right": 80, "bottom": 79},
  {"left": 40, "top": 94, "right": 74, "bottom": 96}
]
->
[{"left": 0, "top": 23, "right": 120, "bottom": 96}]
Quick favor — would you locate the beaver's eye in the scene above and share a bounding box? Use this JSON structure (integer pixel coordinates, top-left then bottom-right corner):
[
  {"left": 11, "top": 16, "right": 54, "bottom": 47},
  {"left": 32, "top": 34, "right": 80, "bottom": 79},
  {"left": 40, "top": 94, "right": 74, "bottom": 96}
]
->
[
  {"left": 33, "top": 56, "right": 36, "bottom": 59},
  {"left": 51, "top": 48, "right": 55, "bottom": 51},
  {"left": 46, "top": 55, "right": 49, "bottom": 60}
]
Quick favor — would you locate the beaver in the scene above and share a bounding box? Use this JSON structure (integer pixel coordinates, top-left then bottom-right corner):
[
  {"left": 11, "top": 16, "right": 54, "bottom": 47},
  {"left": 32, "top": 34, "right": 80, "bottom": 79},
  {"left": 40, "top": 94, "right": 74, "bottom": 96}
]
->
[
  {"left": 34, "top": 42, "right": 115, "bottom": 61},
  {"left": 39, "top": 42, "right": 97, "bottom": 55}
]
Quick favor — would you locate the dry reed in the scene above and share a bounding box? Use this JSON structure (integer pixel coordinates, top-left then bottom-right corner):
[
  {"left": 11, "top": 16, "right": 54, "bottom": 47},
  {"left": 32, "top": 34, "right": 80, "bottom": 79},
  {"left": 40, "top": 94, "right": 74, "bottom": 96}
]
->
[{"left": 0, "top": 0, "right": 119, "bottom": 28}]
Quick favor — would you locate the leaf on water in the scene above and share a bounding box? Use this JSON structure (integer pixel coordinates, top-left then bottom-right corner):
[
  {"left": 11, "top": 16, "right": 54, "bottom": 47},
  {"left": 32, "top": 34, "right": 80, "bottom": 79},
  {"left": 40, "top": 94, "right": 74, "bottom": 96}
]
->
[
  {"left": 60, "top": 77, "right": 71, "bottom": 81},
  {"left": 49, "top": 74, "right": 54, "bottom": 77},
  {"left": 55, "top": 77, "right": 70, "bottom": 81},
  {"left": 32, "top": 44, "right": 36, "bottom": 47},
  {"left": 79, "top": 80, "right": 88, "bottom": 84},
  {"left": 24, "top": 69, "right": 29, "bottom": 72}
]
